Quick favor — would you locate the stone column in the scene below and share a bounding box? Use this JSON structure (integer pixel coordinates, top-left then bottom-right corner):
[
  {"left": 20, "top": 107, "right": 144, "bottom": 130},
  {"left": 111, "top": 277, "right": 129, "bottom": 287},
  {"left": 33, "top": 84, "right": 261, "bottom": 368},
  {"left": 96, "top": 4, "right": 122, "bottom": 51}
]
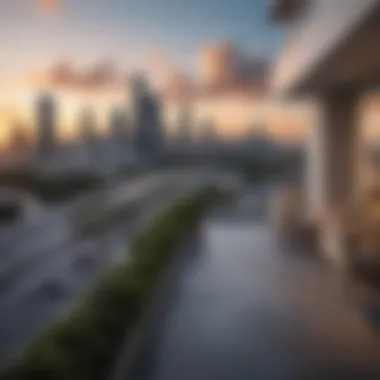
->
[
  {"left": 308, "top": 90, "right": 361, "bottom": 266},
  {"left": 304, "top": 100, "right": 325, "bottom": 224}
]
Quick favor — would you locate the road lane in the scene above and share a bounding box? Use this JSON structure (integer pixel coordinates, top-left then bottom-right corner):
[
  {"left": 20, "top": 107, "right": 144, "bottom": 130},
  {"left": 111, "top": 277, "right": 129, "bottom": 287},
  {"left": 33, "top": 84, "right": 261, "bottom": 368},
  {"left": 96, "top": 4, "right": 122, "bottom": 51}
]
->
[{"left": 0, "top": 172, "right": 181, "bottom": 294}]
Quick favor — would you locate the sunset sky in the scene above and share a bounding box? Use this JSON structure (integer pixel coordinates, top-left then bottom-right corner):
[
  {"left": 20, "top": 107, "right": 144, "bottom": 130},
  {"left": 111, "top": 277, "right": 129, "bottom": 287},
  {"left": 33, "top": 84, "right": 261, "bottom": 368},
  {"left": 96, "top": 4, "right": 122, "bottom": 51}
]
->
[{"left": 0, "top": 0, "right": 314, "bottom": 146}]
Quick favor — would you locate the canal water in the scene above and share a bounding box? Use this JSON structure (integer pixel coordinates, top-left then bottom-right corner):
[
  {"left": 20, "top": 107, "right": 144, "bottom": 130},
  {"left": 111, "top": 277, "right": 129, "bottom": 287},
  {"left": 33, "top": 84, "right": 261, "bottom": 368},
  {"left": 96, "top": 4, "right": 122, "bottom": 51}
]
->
[{"left": 127, "top": 187, "right": 380, "bottom": 380}]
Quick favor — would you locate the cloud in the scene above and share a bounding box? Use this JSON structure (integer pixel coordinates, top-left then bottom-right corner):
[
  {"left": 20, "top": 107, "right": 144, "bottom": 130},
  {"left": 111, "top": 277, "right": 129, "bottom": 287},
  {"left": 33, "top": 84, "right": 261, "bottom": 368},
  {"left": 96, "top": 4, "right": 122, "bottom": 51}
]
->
[
  {"left": 28, "top": 42, "right": 270, "bottom": 104},
  {"left": 149, "top": 43, "right": 270, "bottom": 103},
  {"left": 141, "top": 51, "right": 194, "bottom": 103},
  {"left": 37, "top": 0, "right": 61, "bottom": 13},
  {"left": 29, "top": 59, "right": 128, "bottom": 93},
  {"left": 160, "top": 71, "right": 196, "bottom": 103}
]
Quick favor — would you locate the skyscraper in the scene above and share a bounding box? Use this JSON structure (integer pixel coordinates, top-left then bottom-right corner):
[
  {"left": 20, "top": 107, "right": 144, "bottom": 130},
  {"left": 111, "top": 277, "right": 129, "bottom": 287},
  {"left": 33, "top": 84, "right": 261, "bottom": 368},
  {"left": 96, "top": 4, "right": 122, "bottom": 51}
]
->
[
  {"left": 36, "top": 93, "right": 57, "bottom": 160},
  {"left": 110, "top": 107, "right": 129, "bottom": 144},
  {"left": 109, "top": 107, "right": 131, "bottom": 167},
  {"left": 177, "top": 104, "right": 193, "bottom": 146},
  {"left": 131, "top": 75, "right": 164, "bottom": 164},
  {"left": 200, "top": 119, "right": 217, "bottom": 145},
  {"left": 78, "top": 107, "right": 99, "bottom": 165},
  {"left": 198, "top": 42, "right": 238, "bottom": 89},
  {"left": 10, "top": 121, "right": 29, "bottom": 153}
]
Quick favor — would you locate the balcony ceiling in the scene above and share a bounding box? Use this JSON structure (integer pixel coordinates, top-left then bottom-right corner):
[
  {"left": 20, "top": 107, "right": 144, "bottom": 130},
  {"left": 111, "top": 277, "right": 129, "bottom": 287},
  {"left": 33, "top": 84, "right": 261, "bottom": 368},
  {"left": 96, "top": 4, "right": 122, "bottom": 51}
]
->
[
  {"left": 270, "top": 0, "right": 380, "bottom": 97},
  {"left": 269, "top": 0, "right": 305, "bottom": 22}
]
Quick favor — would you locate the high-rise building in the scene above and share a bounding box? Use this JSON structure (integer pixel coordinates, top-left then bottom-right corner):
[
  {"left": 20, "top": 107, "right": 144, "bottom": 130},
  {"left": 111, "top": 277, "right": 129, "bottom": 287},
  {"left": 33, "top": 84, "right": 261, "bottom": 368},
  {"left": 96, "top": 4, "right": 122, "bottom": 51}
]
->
[
  {"left": 244, "top": 123, "right": 271, "bottom": 158},
  {"left": 200, "top": 119, "right": 217, "bottom": 145},
  {"left": 79, "top": 107, "right": 96, "bottom": 141},
  {"left": 198, "top": 42, "right": 238, "bottom": 88},
  {"left": 110, "top": 107, "right": 129, "bottom": 144},
  {"left": 109, "top": 107, "right": 131, "bottom": 168},
  {"left": 36, "top": 93, "right": 57, "bottom": 160},
  {"left": 78, "top": 107, "right": 99, "bottom": 165},
  {"left": 131, "top": 75, "right": 164, "bottom": 164},
  {"left": 246, "top": 124, "right": 267, "bottom": 144},
  {"left": 10, "top": 122, "right": 29, "bottom": 153},
  {"left": 177, "top": 104, "right": 193, "bottom": 145}
]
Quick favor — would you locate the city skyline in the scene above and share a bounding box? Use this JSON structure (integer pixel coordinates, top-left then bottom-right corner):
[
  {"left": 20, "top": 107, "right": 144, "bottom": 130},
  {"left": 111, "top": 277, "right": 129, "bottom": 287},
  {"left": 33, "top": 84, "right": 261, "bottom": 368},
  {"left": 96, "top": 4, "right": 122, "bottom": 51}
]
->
[{"left": 0, "top": 0, "right": 307, "bottom": 147}]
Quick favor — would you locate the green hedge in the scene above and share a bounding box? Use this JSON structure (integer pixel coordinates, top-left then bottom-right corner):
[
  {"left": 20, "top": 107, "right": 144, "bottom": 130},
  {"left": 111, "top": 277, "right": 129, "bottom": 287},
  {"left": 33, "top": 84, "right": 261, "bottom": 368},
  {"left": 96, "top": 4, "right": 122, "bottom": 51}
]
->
[{"left": 2, "top": 187, "right": 214, "bottom": 380}]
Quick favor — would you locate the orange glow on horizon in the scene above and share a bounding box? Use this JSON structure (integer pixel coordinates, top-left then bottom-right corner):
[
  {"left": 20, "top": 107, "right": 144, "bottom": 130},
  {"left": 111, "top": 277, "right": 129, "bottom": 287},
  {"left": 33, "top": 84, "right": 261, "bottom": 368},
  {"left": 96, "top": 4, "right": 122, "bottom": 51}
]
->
[
  {"left": 0, "top": 91, "right": 310, "bottom": 147},
  {"left": 0, "top": 66, "right": 325, "bottom": 149}
]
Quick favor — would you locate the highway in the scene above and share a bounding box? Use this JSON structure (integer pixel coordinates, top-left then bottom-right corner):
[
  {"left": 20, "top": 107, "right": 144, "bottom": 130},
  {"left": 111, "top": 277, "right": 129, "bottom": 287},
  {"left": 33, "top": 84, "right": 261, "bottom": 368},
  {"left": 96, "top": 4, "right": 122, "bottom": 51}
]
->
[
  {"left": 0, "top": 171, "right": 173, "bottom": 258},
  {"left": 0, "top": 171, "right": 185, "bottom": 292},
  {"left": 0, "top": 169, "right": 202, "bottom": 371}
]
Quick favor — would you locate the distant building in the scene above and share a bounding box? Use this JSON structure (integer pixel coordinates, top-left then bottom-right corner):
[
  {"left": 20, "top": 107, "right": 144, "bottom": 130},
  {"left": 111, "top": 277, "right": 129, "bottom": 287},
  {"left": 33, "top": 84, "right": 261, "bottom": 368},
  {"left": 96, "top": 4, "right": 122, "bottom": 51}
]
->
[
  {"left": 10, "top": 122, "right": 29, "bottom": 154},
  {"left": 176, "top": 105, "right": 193, "bottom": 146},
  {"left": 200, "top": 119, "right": 218, "bottom": 145},
  {"left": 198, "top": 42, "right": 268, "bottom": 93},
  {"left": 78, "top": 107, "right": 99, "bottom": 166},
  {"left": 199, "top": 42, "right": 238, "bottom": 88},
  {"left": 131, "top": 75, "right": 164, "bottom": 164},
  {"left": 36, "top": 93, "right": 57, "bottom": 160},
  {"left": 245, "top": 124, "right": 268, "bottom": 147},
  {"left": 110, "top": 107, "right": 130, "bottom": 145},
  {"left": 109, "top": 107, "right": 132, "bottom": 168}
]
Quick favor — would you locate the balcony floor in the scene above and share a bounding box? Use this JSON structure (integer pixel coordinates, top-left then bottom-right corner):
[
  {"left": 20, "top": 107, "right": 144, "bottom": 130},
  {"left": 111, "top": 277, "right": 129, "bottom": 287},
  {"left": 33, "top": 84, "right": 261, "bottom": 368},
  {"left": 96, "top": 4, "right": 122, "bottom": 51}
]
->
[{"left": 125, "top": 188, "right": 380, "bottom": 380}]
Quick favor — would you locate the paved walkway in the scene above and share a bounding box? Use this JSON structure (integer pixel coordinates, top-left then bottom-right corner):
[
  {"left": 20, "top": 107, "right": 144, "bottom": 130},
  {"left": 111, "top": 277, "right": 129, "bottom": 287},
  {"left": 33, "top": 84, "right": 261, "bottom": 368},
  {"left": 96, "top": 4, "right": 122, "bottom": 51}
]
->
[{"left": 126, "top": 198, "right": 380, "bottom": 380}]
